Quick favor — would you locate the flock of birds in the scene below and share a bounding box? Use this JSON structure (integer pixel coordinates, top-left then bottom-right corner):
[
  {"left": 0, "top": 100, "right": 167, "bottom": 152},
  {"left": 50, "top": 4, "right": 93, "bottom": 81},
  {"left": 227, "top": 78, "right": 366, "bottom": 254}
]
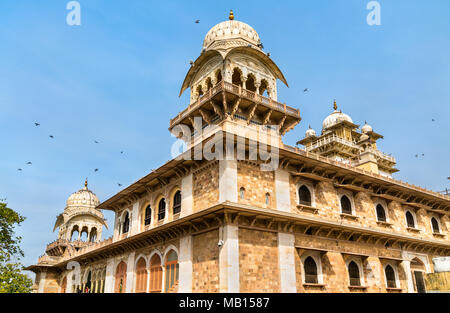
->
[
  {"left": 17, "top": 122, "right": 126, "bottom": 188},
  {"left": 15, "top": 19, "right": 449, "bottom": 186}
]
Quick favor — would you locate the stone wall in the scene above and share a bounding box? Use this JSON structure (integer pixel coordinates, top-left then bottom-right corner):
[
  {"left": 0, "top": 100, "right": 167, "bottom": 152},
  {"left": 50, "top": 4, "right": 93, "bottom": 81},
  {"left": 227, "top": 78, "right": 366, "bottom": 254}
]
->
[
  {"left": 192, "top": 230, "right": 220, "bottom": 293},
  {"left": 239, "top": 228, "right": 280, "bottom": 292},
  {"left": 193, "top": 162, "right": 219, "bottom": 212},
  {"left": 237, "top": 161, "right": 275, "bottom": 209}
]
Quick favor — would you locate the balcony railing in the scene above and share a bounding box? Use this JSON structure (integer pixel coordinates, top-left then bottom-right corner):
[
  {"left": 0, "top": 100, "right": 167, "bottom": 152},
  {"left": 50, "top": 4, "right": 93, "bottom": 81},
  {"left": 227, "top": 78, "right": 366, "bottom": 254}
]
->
[
  {"left": 170, "top": 81, "right": 300, "bottom": 128},
  {"left": 305, "top": 135, "right": 360, "bottom": 152}
]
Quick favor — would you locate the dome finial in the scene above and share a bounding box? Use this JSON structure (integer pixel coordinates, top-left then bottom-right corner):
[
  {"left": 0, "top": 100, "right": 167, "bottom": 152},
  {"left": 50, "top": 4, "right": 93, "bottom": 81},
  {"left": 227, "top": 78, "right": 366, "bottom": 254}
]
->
[
  {"left": 333, "top": 99, "right": 337, "bottom": 111},
  {"left": 84, "top": 178, "right": 88, "bottom": 188},
  {"left": 229, "top": 9, "right": 234, "bottom": 20}
]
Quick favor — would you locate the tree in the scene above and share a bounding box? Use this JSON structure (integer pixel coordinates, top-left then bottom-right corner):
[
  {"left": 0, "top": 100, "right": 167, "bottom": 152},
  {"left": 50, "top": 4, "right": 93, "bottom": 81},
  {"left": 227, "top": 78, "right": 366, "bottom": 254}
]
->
[{"left": 0, "top": 201, "right": 32, "bottom": 293}]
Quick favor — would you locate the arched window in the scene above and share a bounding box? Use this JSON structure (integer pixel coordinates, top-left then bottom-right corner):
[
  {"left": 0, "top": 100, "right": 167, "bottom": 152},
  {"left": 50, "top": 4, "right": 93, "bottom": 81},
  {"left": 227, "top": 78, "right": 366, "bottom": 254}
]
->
[
  {"left": 406, "top": 211, "right": 415, "bottom": 228},
  {"left": 348, "top": 261, "right": 361, "bottom": 286},
  {"left": 205, "top": 77, "right": 213, "bottom": 91},
  {"left": 85, "top": 271, "right": 92, "bottom": 293},
  {"left": 173, "top": 190, "right": 181, "bottom": 215},
  {"left": 232, "top": 68, "right": 243, "bottom": 86},
  {"left": 135, "top": 258, "right": 147, "bottom": 293},
  {"left": 122, "top": 212, "right": 130, "bottom": 233},
  {"left": 158, "top": 199, "right": 166, "bottom": 221},
  {"left": 80, "top": 227, "right": 88, "bottom": 241},
  {"left": 70, "top": 226, "right": 79, "bottom": 241},
  {"left": 196, "top": 85, "right": 204, "bottom": 98},
  {"left": 60, "top": 277, "right": 67, "bottom": 293},
  {"left": 144, "top": 205, "right": 152, "bottom": 226},
  {"left": 240, "top": 187, "right": 245, "bottom": 200},
  {"left": 246, "top": 74, "right": 256, "bottom": 92},
  {"left": 165, "top": 250, "right": 179, "bottom": 292},
  {"left": 385, "top": 265, "right": 397, "bottom": 288},
  {"left": 259, "top": 79, "right": 268, "bottom": 96},
  {"left": 304, "top": 256, "right": 318, "bottom": 284},
  {"left": 115, "top": 261, "right": 127, "bottom": 293},
  {"left": 216, "top": 69, "right": 222, "bottom": 83},
  {"left": 376, "top": 204, "right": 386, "bottom": 222},
  {"left": 431, "top": 217, "right": 440, "bottom": 233},
  {"left": 149, "top": 254, "right": 162, "bottom": 293},
  {"left": 298, "top": 185, "right": 312, "bottom": 206},
  {"left": 265, "top": 193, "right": 270, "bottom": 205},
  {"left": 89, "top": 228, "right": 97, "bottom": 242},
  {"left": 341, "top": 195, "right": 352, "bottom": 215}
]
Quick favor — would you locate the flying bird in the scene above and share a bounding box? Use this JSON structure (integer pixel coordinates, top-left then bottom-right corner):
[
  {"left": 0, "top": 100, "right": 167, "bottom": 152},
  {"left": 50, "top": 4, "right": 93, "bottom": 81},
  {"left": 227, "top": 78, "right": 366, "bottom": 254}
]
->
[
  {"left": 118, "top": 183, "right": 123, "bottom": 187},
  {"left": 94, "top": 140, "right": 99, "bottom": 144},
  {"left": 34, "top": 122, "right": 40, "bottom": 126},
  {"left": 415, "top": 154, "right": 418, "bottom": 158},
  {"left": 94, "top": 168, "right": 99, "bottom": 172},
  {"left": 26, "top": 162, "right": 32, "bottom": 165},
  {"left": 195, "top": 19, "right": 200, "bottom": 24},
  {"left": 432, "top": 119, "right": 435, "bottom": 122},
  {"left": 303, "top": 88, "right": 308, "bottom": 92},
  {"left": 17, "top": 168, "right": 22, "bottom": 171},
  {"left": 49, "top": 135, "right": 54, "bottom": 139},
  {"left": 120, "top": 151, "right": 124, "bottom": 154}
]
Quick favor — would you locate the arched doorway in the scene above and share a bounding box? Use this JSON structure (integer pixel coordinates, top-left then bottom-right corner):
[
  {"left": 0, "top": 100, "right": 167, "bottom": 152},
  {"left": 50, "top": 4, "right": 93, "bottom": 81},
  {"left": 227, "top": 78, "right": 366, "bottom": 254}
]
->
[
  {"left": 149, "top": 254, "right": 162, "bottom": 293},
  {"left": 165, "top": 250, "right": 179, "bottom": 292},
  {"left": 410, "top": 258, "right": 426, "bottom": 293},
  {"left": 115, "top": 261, "right": 127, "bottom": 293},
  {"left": 135, "top": 257, "right": 148, "bottom": 293}
]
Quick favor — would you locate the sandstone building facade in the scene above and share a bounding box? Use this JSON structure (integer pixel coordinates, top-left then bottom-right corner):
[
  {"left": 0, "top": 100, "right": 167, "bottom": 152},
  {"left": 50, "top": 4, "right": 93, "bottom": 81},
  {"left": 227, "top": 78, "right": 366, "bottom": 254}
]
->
[{"left": 27, "top": 11, "right": 450, "bottom": 293}]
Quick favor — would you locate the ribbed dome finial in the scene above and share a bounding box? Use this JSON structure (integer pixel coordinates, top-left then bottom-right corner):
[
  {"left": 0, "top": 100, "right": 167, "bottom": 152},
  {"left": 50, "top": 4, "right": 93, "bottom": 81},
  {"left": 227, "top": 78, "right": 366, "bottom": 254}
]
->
[
  {"left": 84, "top": 178, "right": 88, "bottom": 188},
  {"left": 333, "top": 99, "right": 337, "bottom": 111},
  {"left": 229, "top": 10, "right": 234, "bottom": 20}
]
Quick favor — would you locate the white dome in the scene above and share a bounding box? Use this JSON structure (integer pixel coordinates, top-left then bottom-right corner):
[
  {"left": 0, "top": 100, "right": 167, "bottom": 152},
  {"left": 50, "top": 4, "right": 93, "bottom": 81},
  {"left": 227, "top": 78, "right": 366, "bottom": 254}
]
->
[
  {"left": 362, "top": 122, "right": 373, "bottom": 134},
  {"left": 322, "top": 110, "right": 353, "bottom": 130},
  {"left": 66, "top": 180, "right": 100, "bottom": 208},
  {"left": 305, "top": 126, "right": 316, "bottom": 137},
  {"left": 202, "top": 14, "right": 261, "bottom": 51}
]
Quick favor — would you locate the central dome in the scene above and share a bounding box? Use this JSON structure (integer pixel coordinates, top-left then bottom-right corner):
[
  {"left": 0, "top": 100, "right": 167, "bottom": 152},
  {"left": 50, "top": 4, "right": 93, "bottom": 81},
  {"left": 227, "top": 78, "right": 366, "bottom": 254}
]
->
[
  {"left": 202, "top": 11, "right": 261, "bottom": 52},
  {"left": 66, "top": 179, "right": 100, "bottom": 208}
]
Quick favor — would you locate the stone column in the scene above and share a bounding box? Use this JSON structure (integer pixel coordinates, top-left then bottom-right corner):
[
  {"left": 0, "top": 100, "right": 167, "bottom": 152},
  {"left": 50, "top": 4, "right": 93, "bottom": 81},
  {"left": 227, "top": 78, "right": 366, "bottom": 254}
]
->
[
  {"left": 219, "top": 224, "right": 240, "bottom": 292},
  {"left": 181, "top": 174, "right": 193, "bottom": 218},
  {"left": 219, "top": 160, "right": 238, "bottom": 203},
  {"left": 275, "top": 169, "right": 291, "bottom": 212},
  {"left": 277, "top": 232, "right": 297, "bottom": 293},
  {"left": 104, "top": 258, "right": 115, "bottom": 293},
  {"left": 37, "top": 271, "right": 46, "bottom": 293},
  {"left": 401, "top": 259, "right": 415, "bottom": 293},
  {"left": 130, "top": 202, "right": 140, "bottom": 235},
  {"left": 125, "top": 252, "right": 136, "bottom": 293},
  {"left": 178, "top": 235, "right": 193, "bottom": 292}
]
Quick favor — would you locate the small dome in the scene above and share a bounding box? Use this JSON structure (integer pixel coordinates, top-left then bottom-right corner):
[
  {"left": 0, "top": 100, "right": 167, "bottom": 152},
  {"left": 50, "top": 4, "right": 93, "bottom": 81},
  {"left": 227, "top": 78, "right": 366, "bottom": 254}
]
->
[
  {"left": 361, "top": 122, "right": 373, "bottom": 134},
  {"left": 305, "top": 126, "right": 316, "bottom": 137},
  {"left": 322, "top": 110, "right": 353, "bottom": 130},
  {"left": 202, "top": 14, "right": 261, "bottom": 51},
  {"left": 66, "top": 180, "right": 100, "bottom": 208}
]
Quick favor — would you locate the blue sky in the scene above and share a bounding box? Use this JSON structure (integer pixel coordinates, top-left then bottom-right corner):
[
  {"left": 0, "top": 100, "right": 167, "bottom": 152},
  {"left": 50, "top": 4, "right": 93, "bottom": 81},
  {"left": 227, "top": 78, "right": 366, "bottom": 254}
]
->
[{"left": 0, "top": 1, "right": 449, "bottom": 276}]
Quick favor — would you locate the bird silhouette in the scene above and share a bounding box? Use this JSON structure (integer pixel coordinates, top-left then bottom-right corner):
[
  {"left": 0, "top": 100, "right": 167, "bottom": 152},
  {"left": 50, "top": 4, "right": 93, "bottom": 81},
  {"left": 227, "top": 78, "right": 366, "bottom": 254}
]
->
[
  {"left": 195, "top": 19, "right": 200, "bottom": 24},
  {"left": 189, "top": 60, "right": 194, "bottom": 66},
  {"left": 94, "top": 140, "right": 99, "bottom": 144},
  {"left": 267, "top": 52, "right": 271, "bottom": 57},
  {"left": 415, "top": 154, "right": 418, "bottom": 158},
  {"left": 49, "top": 135, "right": 54, "bottom": 139},
  {"left": 120, "top": 151, "right": 124, "bottom": 154},
  {"left": 17, "top": 168, "right": 22, "bottom": 171},
  {"left": 257, "top": 43, "right": 264, "bottom": 49},
  {"left": 34, "top": 122, "right": 40, "bottom": 126},
  {"left": 432, "top": 119, "right": 435, "bottom": 122},
  {"left": 304, "top": 88, "right": 308, "bottom": 92},
  {"left": 94, "top": 168, "right": 99, "bottom": 172},
  {"left": 118, "top": 183, "right": 123, "bottom": 187},
  {"left": 26, "top": 162, "right": 32, "bottom": 165}
]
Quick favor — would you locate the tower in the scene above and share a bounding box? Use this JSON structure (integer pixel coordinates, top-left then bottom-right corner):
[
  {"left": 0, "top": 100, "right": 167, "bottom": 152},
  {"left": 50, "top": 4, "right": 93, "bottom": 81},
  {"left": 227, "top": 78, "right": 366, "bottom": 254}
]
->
[{"left": 171, "top": 10, "right": 301, "bottom": 149}]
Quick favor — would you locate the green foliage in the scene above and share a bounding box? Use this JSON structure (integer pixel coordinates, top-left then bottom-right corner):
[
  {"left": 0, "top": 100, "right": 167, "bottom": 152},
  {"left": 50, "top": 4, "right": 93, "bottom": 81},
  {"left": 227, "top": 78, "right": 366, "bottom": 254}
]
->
[{"left": 0, "top": 200, "right": 32, "bottom": 293}]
